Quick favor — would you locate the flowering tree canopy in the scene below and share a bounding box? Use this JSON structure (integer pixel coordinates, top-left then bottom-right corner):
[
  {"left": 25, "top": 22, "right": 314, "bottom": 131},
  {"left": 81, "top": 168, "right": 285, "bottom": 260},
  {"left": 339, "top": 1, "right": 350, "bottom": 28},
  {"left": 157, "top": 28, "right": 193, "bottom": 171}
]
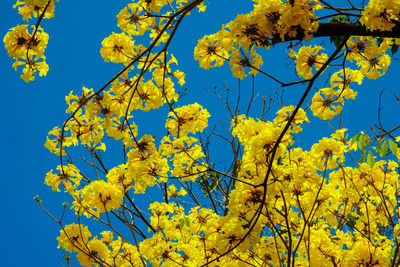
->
[{"left": 5, "top": 0, "right": 400, "bottom": 266}]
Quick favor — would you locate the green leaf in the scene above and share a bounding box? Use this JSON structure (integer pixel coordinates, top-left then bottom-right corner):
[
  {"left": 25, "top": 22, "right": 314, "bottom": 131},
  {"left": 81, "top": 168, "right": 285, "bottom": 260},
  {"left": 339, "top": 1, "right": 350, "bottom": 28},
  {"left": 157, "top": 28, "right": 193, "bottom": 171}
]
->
[
  {"left": 388, "top": 139, "right": 398, "bottom": 155},
  {"left": 179, "top": 217, "right": 191, "bottom": 229},
  {"left": 391, "top": 43, "right": 399, "bottom": 55},
  {"left": 346, "top": 214, "right": 358, "bottom": 228},
  {"left": 179, "top": 217, "right": 190, "bottom": 229},
  {"left": 380, "top": 140, "right": 388, "bottom": 157},
  {"left": 359, "top": 149, "right": 367, "bottom": 163},
  {"left": 184, "top": 217, "right": 190, "bottom": 227},
  {"left": 376, "top": 37, "right": 384, "bottom": 47},
  {"left": 350, "top": 133, "right": 361, "bottom": 146},
  {"left": 328, "top": 16, "right": 348, "bottom": 48},
  {"left": 358, "top": 133, "right": 365, "bottom": 150},
  {"left": 329, "top": 15, "right": 347, "bottom": 24},
  {"left": 278, "top": 229, "right": 288, "bottom": 234},
  {"left": 367, "top": 151, "right": 375, "bottom": 168},
  {"left": 374, "top": 138, "right": 384, "bottom": 154},
  {"left": 330, "top": 36, "right": 346, "bottom": 49}
]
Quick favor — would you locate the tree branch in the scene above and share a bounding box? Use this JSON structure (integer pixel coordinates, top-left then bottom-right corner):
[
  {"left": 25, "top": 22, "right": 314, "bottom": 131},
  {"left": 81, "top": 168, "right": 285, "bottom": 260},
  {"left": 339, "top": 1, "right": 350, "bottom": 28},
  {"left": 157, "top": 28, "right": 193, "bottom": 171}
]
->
[
  {"left": 315, "top": 22, "right": 400, "bottom": 38},
  {"left": 282, "top": 22, "right": 400, "bottom": 43}
]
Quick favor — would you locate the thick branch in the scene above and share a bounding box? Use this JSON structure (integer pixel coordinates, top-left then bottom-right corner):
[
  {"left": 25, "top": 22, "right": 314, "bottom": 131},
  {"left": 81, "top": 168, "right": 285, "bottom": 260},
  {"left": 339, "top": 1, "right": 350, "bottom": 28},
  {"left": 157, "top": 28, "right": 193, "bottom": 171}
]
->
[
  {"left": 282, "top": 22, "right": 400, "bottom": 42},
  {"left": 315, "top": 22, "right": 400, "bottom": 38}
]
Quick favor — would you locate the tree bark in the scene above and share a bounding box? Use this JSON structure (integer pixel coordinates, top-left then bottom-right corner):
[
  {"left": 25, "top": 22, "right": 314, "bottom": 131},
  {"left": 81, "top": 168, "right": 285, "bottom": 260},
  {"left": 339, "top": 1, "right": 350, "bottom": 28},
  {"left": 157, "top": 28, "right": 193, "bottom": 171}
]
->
[{"left": 284, "top": 22, "right": 400, "bottom": 42}]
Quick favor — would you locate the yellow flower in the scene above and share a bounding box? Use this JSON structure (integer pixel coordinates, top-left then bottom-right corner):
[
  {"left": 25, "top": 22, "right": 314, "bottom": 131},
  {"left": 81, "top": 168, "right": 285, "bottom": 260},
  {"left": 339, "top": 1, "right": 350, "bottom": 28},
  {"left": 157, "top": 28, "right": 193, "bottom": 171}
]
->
[
  {"left": 13, "top": 0, "right": 57, "bottom": 21},
  {"left": 229, "top": 13, "right": 261, "bottom": 49},
  {"left": 12, "top": 54, "right": 49, "bottom": 82},
  {"left": 66, "top": 113, "right": 104, "bottom": 147},
  {"left": 165, "top": 103, "right": 210, "bottom": 137},
  {"left": 117, "top": 3, "right": 154, "bottom": 36},
  {"left": 311, "top": 137, "right": 346, "bottom": 170},
  {"left": 4, "top": 25, "right": 30, "bottom": 58},
  {"left": 360, "top": 0, "right": 400, "bottom": 31},
  {"left": 343, "top": 239, "right": 392, "bottom": 266},
  {"left": 194, "top": 33, "right": 229, "bottom": 69},
  {"left": 310, "top": 87, "right": 344, "bottom": 120},
  {"left": 105, "top": 116, "right": 138, "bottom": 146},
  {"left": 24, "top": 0, "right": 49, "bottom": 7},
  {"left": 44, "top": 164, "right": 81, "bottom": 192},
  {"left": 273, "top": 105, "right": 309, "bottom": 133},
  {"left": 232, "top": 116, "right": 289, "bottom": 166},
  {"left": 345, "top": 36, "right": 375, "bottom": 62},
  {"left": 57, "top": 223, "right": 92, "bottom": 253},
  {"left": 215, "top": 22, "right": 235, "bottom": 50},
  {"left": 148, "top": 13, "right": 171, "bottom": 46},
  {"left": 170, "top": 69, "right": 185, "bottom": 86},
  {"left": 145, "top": 53, "right": 185, "bottom": 87},
  {"left": 149, "top": 201, "right": 179, "bottom": 216},
  {"left": 106, "top": 164, "right": 134, "bottom": 193},
  {"left": 65, "top": 87, "right": 94, "bottom": 114},
  {"left": 72, "top": 180, "right": 124, "bottom": 217},
  {"left": 290, "top": 45, "right": 328, "bottom": 79},
  {"left": 229, "top": 48, "right": 263, "bottom": 79},
  {"left": 100, "top": 32, "right": 136, "bottom": 63},
  {"left": 129, "top": 153, "right": 170, "bottom": 193},
  {"left": 166, "top": 184, "right": 187, "bottom": 199},
  {"left": 134, "top": 80, "right": 163, "bottom": 111},
  {"left": 356, "top": 43, "right": 391, "bottom": 79},
  {"left": 44, "top": 126, "right": 77, "bottom": 155},
  {"left": 252, "top": 0, "right": 282, "bottom": 42},
  {"left": 279, "top": 0, "right": 320, "bottom": 40},
  {"left": 330, "top": 128, "right": 357, "bottom": 152},
  {"left": 330, "top": 68, "right": 363, "bottom": 100},
  {"left": 160, "top": 135, "right": 207, "bottom": 182},
  {"left": 142, "top": 0, "right": 168, "bottom": 13},
  {"left": 176, "top": 0, "right": 206, "bottom": 12},
  {"left": 77, "top": 238, "right": 111, "bottom": 267},
  {"left": 4, "top": 25, "right": 49, "bottom": 58},
  {"left": 113, "top": 241, "right": 142, "bottom": 266}
]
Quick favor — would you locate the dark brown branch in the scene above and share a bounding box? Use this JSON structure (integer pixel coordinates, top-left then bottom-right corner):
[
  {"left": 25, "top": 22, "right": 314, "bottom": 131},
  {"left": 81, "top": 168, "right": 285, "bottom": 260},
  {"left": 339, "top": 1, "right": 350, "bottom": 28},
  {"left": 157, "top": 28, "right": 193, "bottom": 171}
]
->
[
  {"left": 315, "top": 22, "right": 400, "bottom": 38},
  {"left": 280, "top": 22, "right": 400, "bottom": 43}
]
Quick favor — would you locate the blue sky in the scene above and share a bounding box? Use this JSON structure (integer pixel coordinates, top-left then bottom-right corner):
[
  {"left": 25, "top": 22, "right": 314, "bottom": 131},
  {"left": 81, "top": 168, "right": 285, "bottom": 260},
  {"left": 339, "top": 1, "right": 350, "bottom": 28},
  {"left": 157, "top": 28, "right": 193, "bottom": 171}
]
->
[{"left": 2, "top": 0, "right": 400, "bottom": 266}]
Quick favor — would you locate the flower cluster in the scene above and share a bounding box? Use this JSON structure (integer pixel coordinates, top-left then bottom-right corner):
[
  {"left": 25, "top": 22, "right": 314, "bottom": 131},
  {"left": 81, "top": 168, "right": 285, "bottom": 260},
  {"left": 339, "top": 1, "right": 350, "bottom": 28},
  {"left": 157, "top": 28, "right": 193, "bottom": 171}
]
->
[
  {"left": 360, "top": 0, "right": 400, "bottom": 31},
  {"left": 4, "top": 0, "right": 58, "bottom": 82},
  {"left": 194, "top": 0, "right": 322, "bottom": 79},
  {"left": 165, "top": 103, "right": 210, "bottom": 137},
  {"left": 289, "top": 45, "right": 328, "bottom": 79},
  {"left": 32, "top": 0, "right": 400, "bottom": 266}
]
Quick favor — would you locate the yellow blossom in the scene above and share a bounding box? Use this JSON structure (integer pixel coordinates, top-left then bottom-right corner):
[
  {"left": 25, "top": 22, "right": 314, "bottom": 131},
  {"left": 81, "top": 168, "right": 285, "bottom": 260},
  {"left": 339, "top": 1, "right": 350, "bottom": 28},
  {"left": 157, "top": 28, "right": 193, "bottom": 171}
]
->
[
  {"left": 290, "top": 45, "right": 328, "bottom": 79},
  {"left": 273, "top": 105, "right": 309, "bottom": 133},
  {"left": 44, "top": 164, "right": 81, "bottom": 192},
  {"left": 311, "top": 137, "right": 346, "bottom": 170},
  {"left": 100, "top": 32, "right": 136, "bottom": 63},
  {"left": 13, "top": 0, "right": 57, "bottom": 21},
  {"left": 330, "top": 68, "right": 363, "bottom": 99},
  {"left": 356, "top": 43, "right": 391, "bottom": 79},
  {"left": 12, "top": 54, "right": 49, "bottom": 82},
  {"left": 229, "top": 48, "right": 263, "bottom": 79},
  {"left": 360, "top": 0, "right": 400, "bottom": 31},
  {"left": 57, "top": 223, "right": 92, "bottom": 253},
  {"left": 72, "top": 180, "right": 124, "bottom": 218},
  {"left": 310, "top": 87, "right": 344, "bottom": 120},
  {"left": 194, "top": 33, "right": 229, "bottom": 69},
  {"left": 165, "top": 103, "right": 210, "bottom": 137},
  {"left": 117, "top": 3, "right": 154, "bottom": 36}
]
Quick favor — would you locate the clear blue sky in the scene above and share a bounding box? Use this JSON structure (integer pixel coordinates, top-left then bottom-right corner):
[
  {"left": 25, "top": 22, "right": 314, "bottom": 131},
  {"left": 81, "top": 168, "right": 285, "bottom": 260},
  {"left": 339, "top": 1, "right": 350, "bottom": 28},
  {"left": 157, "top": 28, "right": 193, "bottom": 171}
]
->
[{"left": 2, "top": 1, "right": 399, "bottom": 266}]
